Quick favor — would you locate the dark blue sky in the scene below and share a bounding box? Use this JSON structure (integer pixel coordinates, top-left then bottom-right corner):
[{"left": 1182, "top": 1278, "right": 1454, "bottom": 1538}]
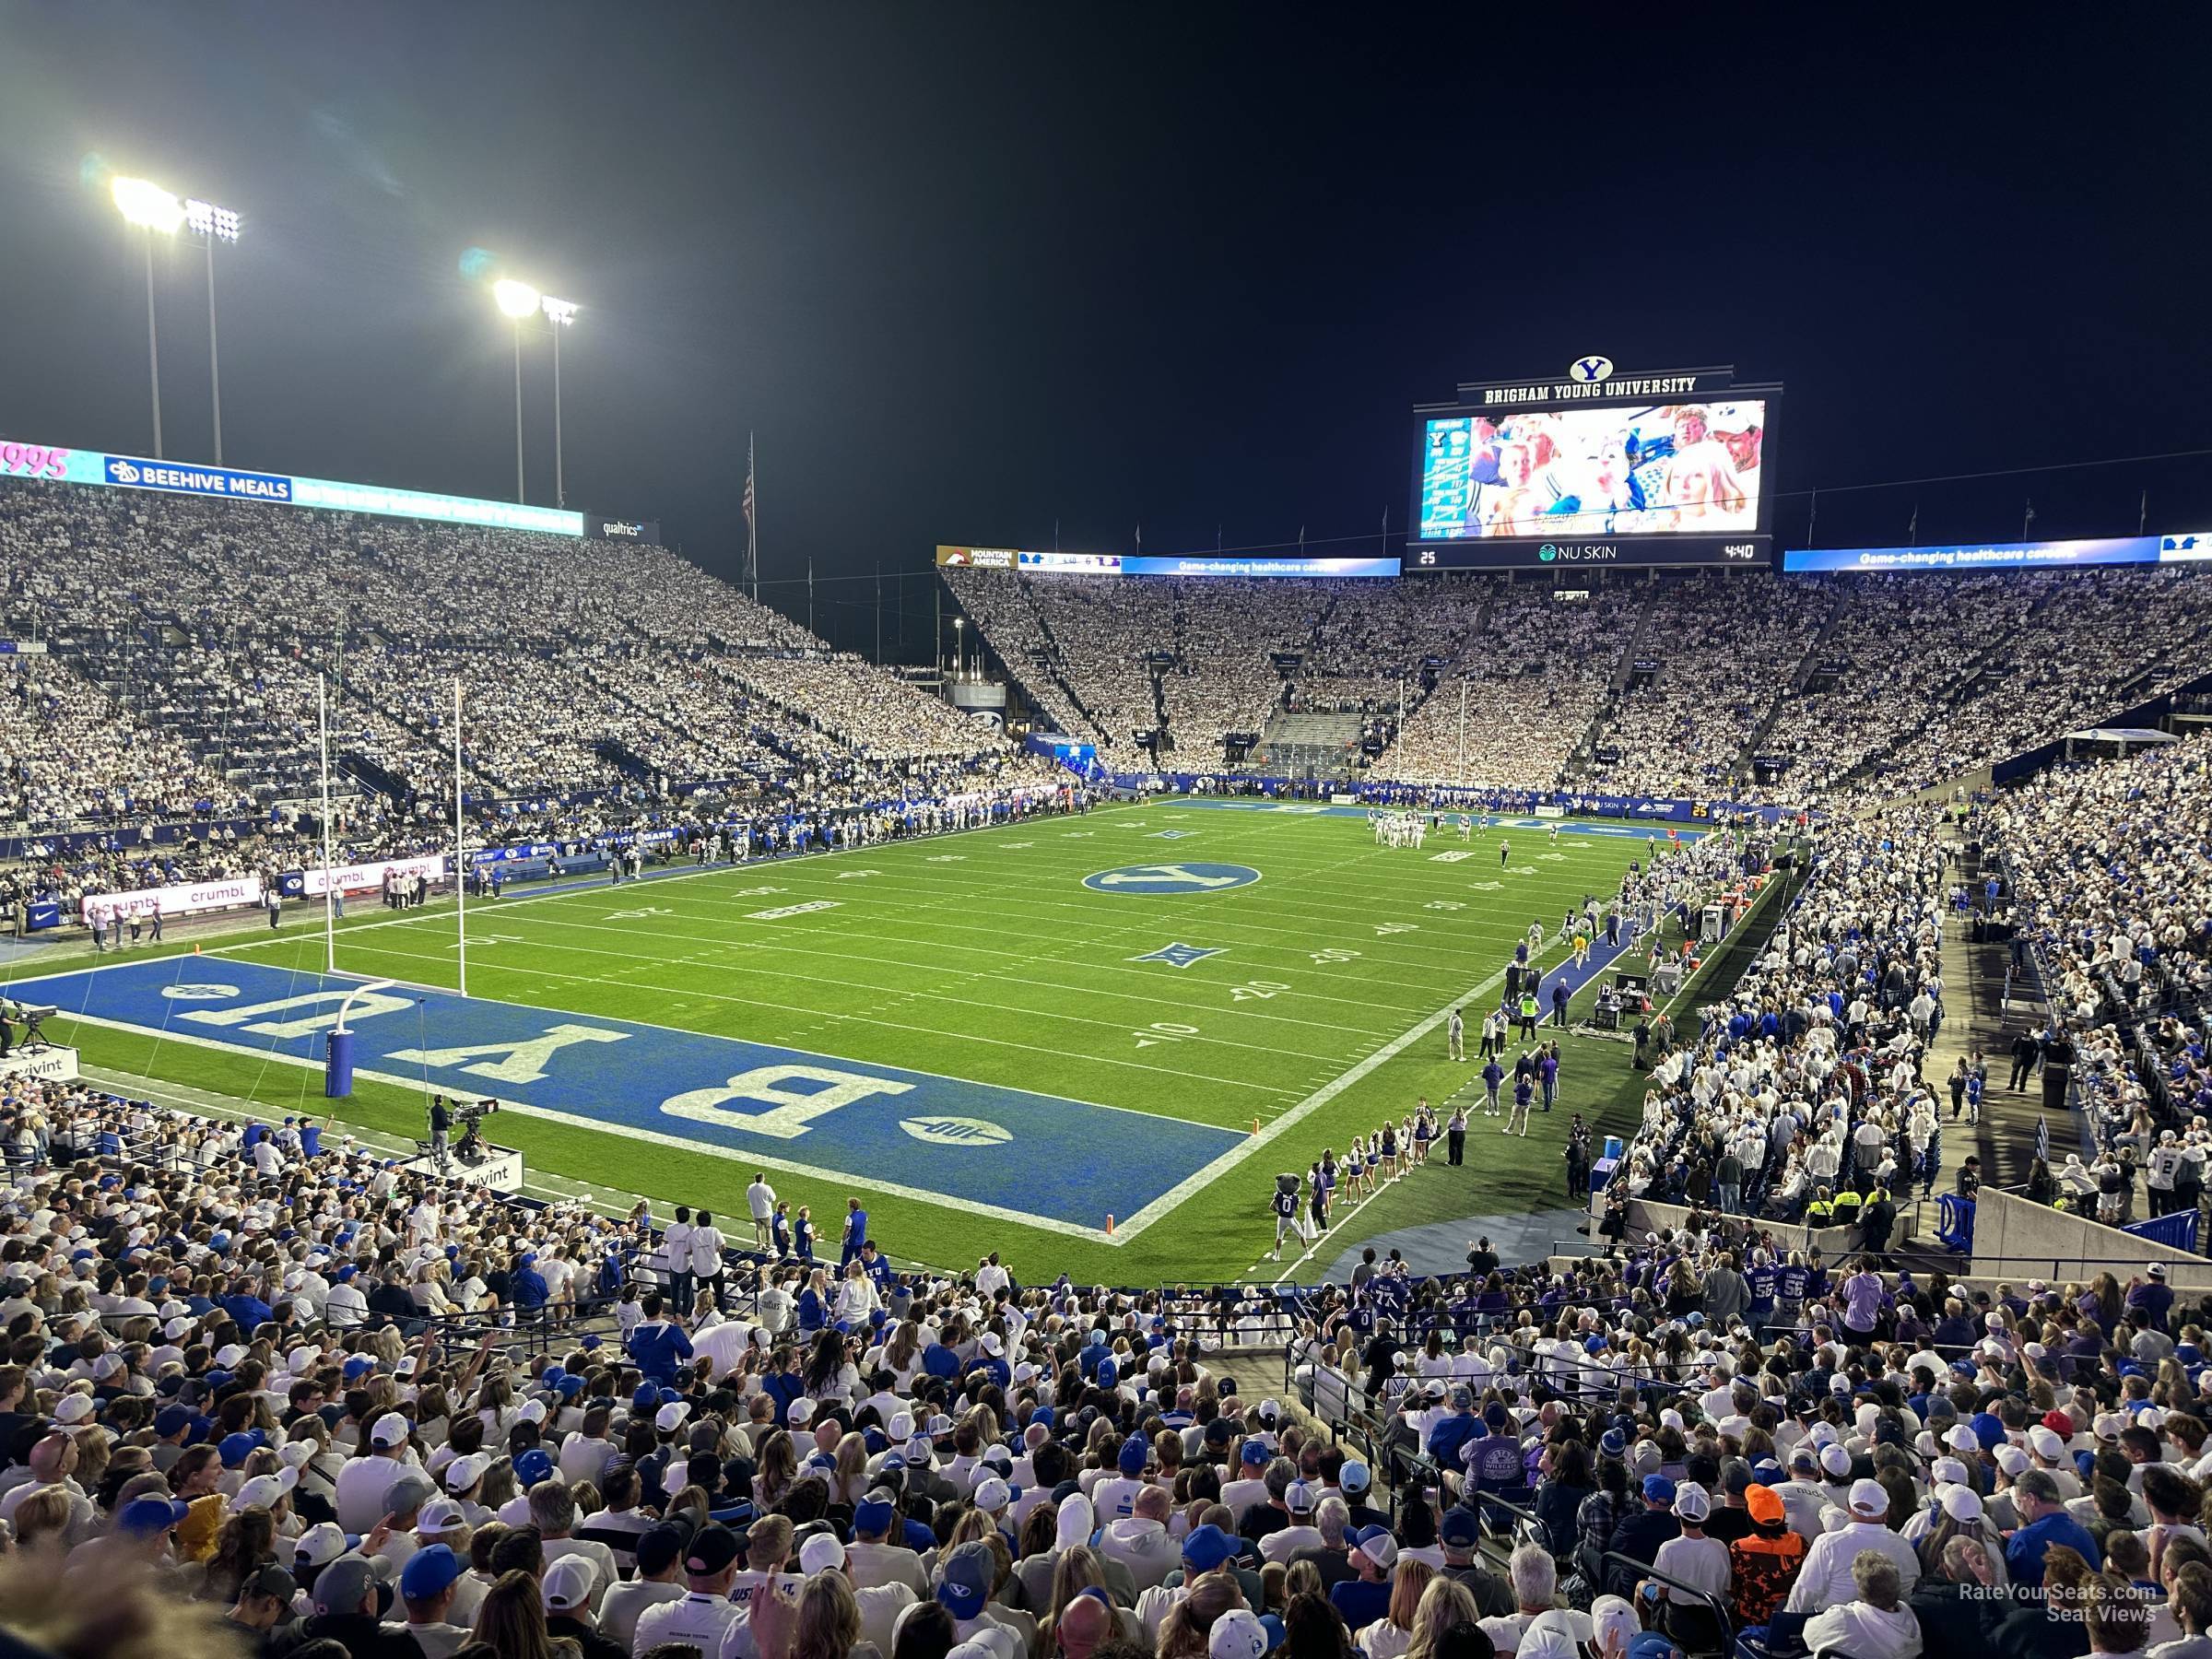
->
[{"left": 1, "top": 6, "right": 2207, "bottom": 646}]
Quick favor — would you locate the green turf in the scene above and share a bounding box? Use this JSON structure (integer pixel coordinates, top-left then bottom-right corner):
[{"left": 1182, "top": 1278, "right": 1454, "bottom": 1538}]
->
[{"left": 20, "top": 801, "right": 1701, "bottom": 1285}]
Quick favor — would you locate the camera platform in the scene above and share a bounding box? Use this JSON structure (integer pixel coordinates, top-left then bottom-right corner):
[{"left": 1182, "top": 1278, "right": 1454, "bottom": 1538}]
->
[{"left": 400, "top": 1138, "right": 526, "bottom": 1194}]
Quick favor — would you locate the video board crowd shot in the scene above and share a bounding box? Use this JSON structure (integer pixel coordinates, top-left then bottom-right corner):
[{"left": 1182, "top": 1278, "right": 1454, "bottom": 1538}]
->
[{"left": 1418, "top": 398, "right": 1769, "bottom": 541}]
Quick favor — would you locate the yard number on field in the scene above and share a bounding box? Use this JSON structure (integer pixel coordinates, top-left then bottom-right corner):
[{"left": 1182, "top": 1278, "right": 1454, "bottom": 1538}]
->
[
  {"left": 1310, "top": 947, "right": 1361, "bottom": 964},
  {"left": 1374, "top": 922, "right": 1418, "bottom": 935},
  {"left": 1135, "top": 1021, "right": 1200, "bottom": 1049},
  {"left": 1229, "top": 979, "right": 1292, "bottom": 1001}
]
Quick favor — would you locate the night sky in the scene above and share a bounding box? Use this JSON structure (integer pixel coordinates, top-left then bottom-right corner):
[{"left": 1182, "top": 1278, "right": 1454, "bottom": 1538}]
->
[{"left": 1, "top": 6, "right": 2207, "bottom": 651}]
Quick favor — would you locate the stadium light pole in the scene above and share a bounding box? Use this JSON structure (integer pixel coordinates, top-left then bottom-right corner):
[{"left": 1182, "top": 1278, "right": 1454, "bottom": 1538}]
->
[
  {"left": 112, "top": 177, "right": 187, "bottom": 458},
  {"left": 184, "top": 197, "right": 241, "bottom": 463},
  {"left": 492, "top": 279, "right": 538, "bottom": 502},
  {"left": 539, "top": 297, "right": 579, "bottom": 508},
  {"left": 953, "top": 617, "right": 965, "bottom": 682}
]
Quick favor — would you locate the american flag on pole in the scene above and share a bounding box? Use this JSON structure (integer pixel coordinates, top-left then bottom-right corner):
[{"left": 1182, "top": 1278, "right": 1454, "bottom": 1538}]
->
[
  {"left": 743, "top": 434, "right": 756, "bottom": 531},
  {"left": 2035, "top": 1114, "right": 2051, "bottom": 1164}
]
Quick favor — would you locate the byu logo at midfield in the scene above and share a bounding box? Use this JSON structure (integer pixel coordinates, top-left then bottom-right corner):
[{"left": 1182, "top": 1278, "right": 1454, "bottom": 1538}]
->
[
  {"left": 160, "top": 983, "right": 241, "bottom": 1001},
  {"left": 1129, "top": 942, "right": 1225, "bottom": 969},
  {"left": 1082, "top": 863, "right": 1262, "bottom": 895}
]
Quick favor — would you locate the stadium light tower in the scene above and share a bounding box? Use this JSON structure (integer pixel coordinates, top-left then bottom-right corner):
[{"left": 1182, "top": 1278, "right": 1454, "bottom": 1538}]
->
[
  {"left": 184, "top": 196, "right": 241, "bottom": 463},
  {"left": 492, "top": 278, "right": 538, "bottom": 502},
  {"left": 111, "top": 176, "right": 186, "bottom": 458},
  {"left": 539, "top": 296, "right": 578, "bottom": 508}
]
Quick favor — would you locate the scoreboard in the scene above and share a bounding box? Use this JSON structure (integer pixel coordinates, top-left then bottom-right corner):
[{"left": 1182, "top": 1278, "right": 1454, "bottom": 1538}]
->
[{"left": 1407, "top": 362, "right": 1781, "bottom": 571}]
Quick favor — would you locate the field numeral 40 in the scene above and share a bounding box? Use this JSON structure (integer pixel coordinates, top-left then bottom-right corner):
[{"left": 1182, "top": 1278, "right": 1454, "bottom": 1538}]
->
[
  {"left": 1135, "top": 1022, "right": 1199, "bottom": 1049},
  {"left": 1229, "top": 980, "right": 1293, "bottom": 1002}
]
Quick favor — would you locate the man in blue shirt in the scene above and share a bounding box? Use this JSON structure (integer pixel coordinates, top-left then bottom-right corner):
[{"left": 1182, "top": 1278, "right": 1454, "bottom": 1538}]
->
[
  {"left": 626, "top": 1295, "right": 693, "bottom": 1384},
  {"left": 1426, "top": 1387, "right": 1481, "bottom": 1470},
  {"left": 2005, "top": 1469, "right": 2102, "bottom": 1587},
  {"left": 840, "top": 1199, "right": 869, "bottom": 1270}
]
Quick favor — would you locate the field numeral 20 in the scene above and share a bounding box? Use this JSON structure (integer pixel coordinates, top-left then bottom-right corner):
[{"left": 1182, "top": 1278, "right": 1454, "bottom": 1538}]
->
[
  {"left": 1229, "top": 980, "right": 1293, "bottom": 1002},
  {"left": 1135, "top": 1021, "right": 1199, "bottom": 1049}
]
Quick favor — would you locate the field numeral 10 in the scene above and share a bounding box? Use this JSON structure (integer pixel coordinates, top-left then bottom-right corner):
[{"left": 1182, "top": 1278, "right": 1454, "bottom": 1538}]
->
[
  {"left": 1135, "top": 1022, "right": 1199, "bottom": 1049},
  {"left": 1229, "top": 980, "right": 1293, "bottom": 1002}
]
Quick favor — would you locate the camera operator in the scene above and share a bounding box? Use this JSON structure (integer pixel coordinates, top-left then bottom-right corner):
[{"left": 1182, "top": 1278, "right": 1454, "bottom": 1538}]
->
[{"left": 428, "top": 1093, "right": 452, "bottom": 1169}]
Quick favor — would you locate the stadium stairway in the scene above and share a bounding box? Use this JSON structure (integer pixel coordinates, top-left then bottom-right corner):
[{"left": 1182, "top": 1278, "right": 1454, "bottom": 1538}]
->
[
  {"left": 1903, "top": 829, "right": 2062, "bottom": 1256},
  {"left": 1727, "top": 597, "right": 1844, "bottom": 783}
]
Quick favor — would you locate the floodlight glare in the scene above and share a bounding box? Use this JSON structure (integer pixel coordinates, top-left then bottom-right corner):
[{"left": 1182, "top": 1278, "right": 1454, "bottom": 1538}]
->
[
  {"left": 112, "top": 176, "right": 186, "bottom": 234},
  {"left": 540, "top": 296, "right": 579, "bottom": 325},
  {"left": 493, "top": 278, "right": 541, "bottom": 319},
  {"left": 184, "top": 198, "right": 241, "bottom": 241}
]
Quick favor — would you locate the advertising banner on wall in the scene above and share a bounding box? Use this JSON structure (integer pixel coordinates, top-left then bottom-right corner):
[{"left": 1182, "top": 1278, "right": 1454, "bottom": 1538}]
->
[
  {"left": 301, "top": 854, "right": 447, "bottom": 898},
  {"left": 0, "top": 439, "right": 584, "bottom": 536},
  {"left": 82, "top": 874, "right": 265, "bottom": 926}
]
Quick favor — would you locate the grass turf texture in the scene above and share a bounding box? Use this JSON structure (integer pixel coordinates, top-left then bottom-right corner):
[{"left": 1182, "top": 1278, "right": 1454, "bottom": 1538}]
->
[{"left": 14, "top": 802, "right": 1731, "bottom": 1284}]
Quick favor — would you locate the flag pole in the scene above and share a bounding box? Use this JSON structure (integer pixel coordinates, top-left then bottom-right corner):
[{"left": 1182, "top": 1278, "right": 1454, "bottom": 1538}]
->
[
  {"left": 453, "top": 678, "right": 466, "bottom": 998},
  {"left": 320, "top": 672, "right": 335, "bottom": 976},
  {"left": 747, "top": 430, "right": 759, "bottom": 601}
]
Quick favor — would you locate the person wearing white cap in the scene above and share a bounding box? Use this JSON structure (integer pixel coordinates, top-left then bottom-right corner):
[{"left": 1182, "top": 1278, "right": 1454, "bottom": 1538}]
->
[
  {"left": 533, "top": 1478, "right": 620, "bottom": 1613},
  {"left": 1259, "top": 1480, "right": 1325, "bottom": 1565},
  {"left": 1786, "top": 1479, "right": 1920, "bottom": 1610},
  {"left": 1210, "top": 1608, "right": 1269, "bottom": 1659},
  {"left": 335, "top": 1411, "right": 418, "bottom": 1533},
  {"left": 541, "top": 1556, "right": 622, "bottom": 1659},
  {"left": 1645, "top": 1483, "right": 1730, "bottom": 1648}
]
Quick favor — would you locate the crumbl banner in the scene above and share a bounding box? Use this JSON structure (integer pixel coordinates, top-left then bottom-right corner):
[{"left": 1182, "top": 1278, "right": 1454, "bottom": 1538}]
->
[
  {"left": 83, "top": 874, "right": 264, "bottom": 925},
  {"left": 301, "top": 853, "right": 447, "bottom": 897}
]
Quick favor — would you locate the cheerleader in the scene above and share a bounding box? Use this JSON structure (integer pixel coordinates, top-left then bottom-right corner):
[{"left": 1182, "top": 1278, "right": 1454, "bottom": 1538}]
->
[
  {"left": 1411, "top": 1102, "right": 1435, "bottom": 1165},
  {"left": 1378, "top": 1118, "right": 1400, "bottom": 1182}
]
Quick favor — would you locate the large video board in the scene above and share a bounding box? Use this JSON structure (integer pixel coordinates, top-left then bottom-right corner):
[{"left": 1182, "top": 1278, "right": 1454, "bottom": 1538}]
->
[{"left": 1407, "top": 364, "right": 1779, "bottom": 571}]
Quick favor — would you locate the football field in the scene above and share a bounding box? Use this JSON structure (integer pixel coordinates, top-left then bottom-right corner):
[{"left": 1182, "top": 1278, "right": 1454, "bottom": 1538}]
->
[{"left": 14, "top": 800, "right": 1689, "bottom": 1284}]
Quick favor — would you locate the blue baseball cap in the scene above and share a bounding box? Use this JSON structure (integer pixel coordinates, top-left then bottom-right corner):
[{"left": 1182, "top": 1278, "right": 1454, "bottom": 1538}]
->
[
  {"left": 1439, "top": 1508, "right": 1480, "bottom": 1548},
  {"left": 118, "top": 1497, "right": 191, "bottom": 1536},
  {"left": 1241, "top": 1441, "right": 1270, "bottom": 1467},
  {"left": 401, "top": 1544, "right": 464, "bottom": 1599},
  {"left": 854, "top": 1497, "right": 895, "bottom": 1535},
  {"left": 1119, "top": 1435, "right": 1147, "bottom": 1476},
  {"left": 936, "top": 1541, "right": 994, "bottom": 1619},
  {"left": 1182, "top": 1524, "right": 1237, "bottom": 1571},
  {"left": 1642, "top": 1475, "right": 1677, "bottom": 1505},
  {"left": 515, "top": 1449, "right": 555, "bottom": 1488}
]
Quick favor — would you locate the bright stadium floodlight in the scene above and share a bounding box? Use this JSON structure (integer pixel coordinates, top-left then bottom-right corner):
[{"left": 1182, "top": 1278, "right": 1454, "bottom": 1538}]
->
[
  {"left": 539, "top": 296, "right": 578, "bottom": 325},
  {"left": 183, "top": 197, "right": 241, "bottom": 241},
  {"left": 111, "top": 177, "right": 186, "bottom": 458},
  {"left": 111, "top": 175, "right": 186, "bottom": 233},
  {"left": 493, "top": 278, "right": 541, "bottom": 318}
]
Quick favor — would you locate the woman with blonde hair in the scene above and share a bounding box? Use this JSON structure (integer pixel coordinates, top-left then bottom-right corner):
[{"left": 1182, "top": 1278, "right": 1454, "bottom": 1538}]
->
[
  {"left": 10, "top": 1488, "right": 72, "bottom": 1553},
  {"left": 473, "top": 1566, "right": 569, "bottom": 1659},
  {"left": 830, "top": 1432, "right": 870, "bottom": 1508},
  {"left": 1356, "top": 1559, "right": 1434, "bottom": 1659},
  {"left": 792, "top": 1571, "right": 874, "bottom": 1659},
  {"left": 1402, "top": 1575, "right": 1478, "bottom": 1659},
  {"left": 1158, "top": 1569, "right": 1249, "bottom": 1659}
]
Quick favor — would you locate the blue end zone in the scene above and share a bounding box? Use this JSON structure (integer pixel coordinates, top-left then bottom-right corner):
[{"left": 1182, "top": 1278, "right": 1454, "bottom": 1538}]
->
[{"left": 18, "top": 958, "right": 1242, "bottom": 1236}]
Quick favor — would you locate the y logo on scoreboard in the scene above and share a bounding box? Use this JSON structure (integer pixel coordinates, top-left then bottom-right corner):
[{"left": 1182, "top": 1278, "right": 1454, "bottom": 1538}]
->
[
  {"left": 1082, "top": 864, "right": 1261, "bottom": 895},
  {"left": 1569, "top": 356, "right": 1614, "bottom": 384}
]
